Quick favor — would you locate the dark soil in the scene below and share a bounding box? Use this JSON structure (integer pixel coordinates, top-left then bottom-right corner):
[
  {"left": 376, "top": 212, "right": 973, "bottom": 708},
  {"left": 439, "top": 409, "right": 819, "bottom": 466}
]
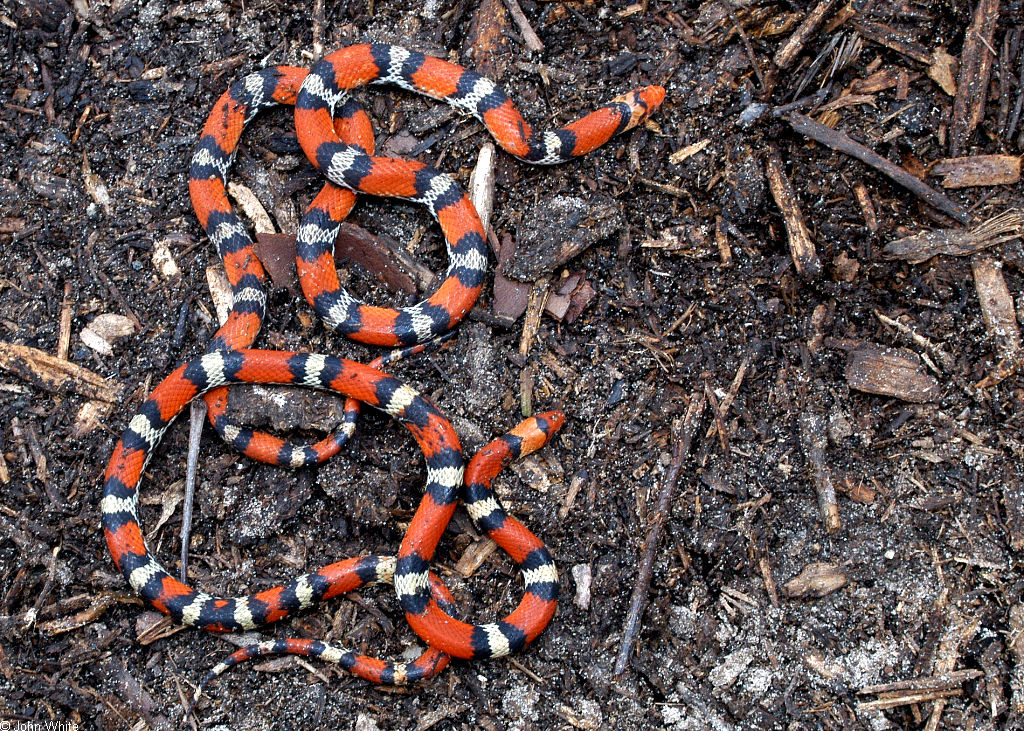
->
[{"left": 2, "top": 0, "right": 1023, "bottom": 729}]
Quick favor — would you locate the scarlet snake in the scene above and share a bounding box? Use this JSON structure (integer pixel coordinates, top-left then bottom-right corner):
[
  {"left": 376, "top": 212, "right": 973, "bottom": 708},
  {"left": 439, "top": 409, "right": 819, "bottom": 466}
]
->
[
  {"left": 104, "top": 43, "right": 665, "bottom": 700},
  {"left": 102, "top": 349, "right": 565, "bottom": 683},
  {"left": 189, "top": 43, "right": 664, "bottom": 469}
]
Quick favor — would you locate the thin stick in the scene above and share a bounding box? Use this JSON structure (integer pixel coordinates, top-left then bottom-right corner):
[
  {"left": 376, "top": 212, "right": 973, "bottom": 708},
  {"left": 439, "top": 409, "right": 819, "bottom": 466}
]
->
[
  {"left": 785, "top": 113, "right": 970, "bottom": 223},
  {"left": 502, "top": 0, "right": 545, "bottom": 53},
  {"left": 614, "top": 395, "right": 705, "bottom": 676},
  {"left": 57, "top": 282, "right": 73, "bottom": 360},
  {"left": 180, "top": 399, "right": 207, "bottom": 581}
]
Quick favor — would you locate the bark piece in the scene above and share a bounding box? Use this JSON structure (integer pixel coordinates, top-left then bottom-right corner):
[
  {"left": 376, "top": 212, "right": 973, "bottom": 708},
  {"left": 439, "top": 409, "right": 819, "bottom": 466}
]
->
[
  {"left": 227, "top": 181, "right": 274, "bottom": 234},
  {"left": 544, "top": 271, "right": 596, "bottom": 324},
  {"left": 766, "top": 145, "right": 820, "bottom": 276},
  {"left": 492, "top": 235, "right": 531, "bottom": 323},
  {"left": 845, "top": 343, "right": 940, "bottom": 403},
  {"left": 782, "top": 562, "right": 847, "bottom": 598},
  {"left": 454, "top": 537, "right": 499, "bottom": 577},
  {"left": 928, "top": 47, "right": 958, "bottom": 96},
  {"left": 883, "top": 208, "right": 1023, "bottom": 263},
  {"left": 1010, "top": 604, "right": 1024, "bottom": 718},
  {"left": 773, "top": 0, "right": 837, "bottom": 69},
  {"left": 972, "top": 255, "right": 1021, "bottom": 359},
  {"left": 253, "top": 232, "right": 301, "bottom": 295},
  {"left": 851, "top": 19, "right": 931, "bottom": 64},
  {"left": 0, "top": 342, "right": 121, "bottom": 402},
  {"left": 80, "top": 313, "right": 135, "bottom": 355},
  {"left": 930, "top": 155, "right": 1021, "bottom": 188},
  {"left": 152, "top": 237, "right": 181, "bottom": 279},
  {"left": 466, "top": 0, "right": 512, "bottom": 79},
  {"left": 334, "top": 223, "right": 430, "bottom": 295},
  {"left": 507, "top": 195, "right": 624, "bottom": 282},
  {"left": 949, "top": 0, "right": 1000, "bottom": 156}
]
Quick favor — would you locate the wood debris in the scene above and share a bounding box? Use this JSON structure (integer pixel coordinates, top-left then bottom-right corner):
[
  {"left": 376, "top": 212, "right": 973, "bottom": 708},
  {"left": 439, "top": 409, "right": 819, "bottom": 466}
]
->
[
  {"left": 38, "top": 594, "right": 116, "bottom": 635},
  {"left": 883, "top": 208, "right": 1023, "bottom": 263},
  {"left": 949, "top": 0, "right": 1000, "bottom": 156},
  {"left": 571, "top": 563, "right": 592, "bottom": 610},
  {"left": 930, "top": 155, "right": 1021, "bottom": 189},
  {"left": 786, "top": 113, "right": 970, "bottom": 223},
  {"left": 205, "top": 264, "right": 233, "bottom": 325},
  {"left": 782, "top": 562, "right": 847, "bottom": 599},
  {"left": 772, "top": 0, "right": 837, "bottom": 70},
  {"left": 0, "top": 342, "right": 121, "bottom": 402},
  {"left": 669, "top": 139, "right": 710, "bottom": 165},
  {"left": 1011, "top": 604, "right": 1024, "bottom": 717},
  {"left": 845, "top": 343, "right": 940, "bottom": 403},
  {"left": 252, "top": 232, "right": 302, "bottom": 295},
  {"left": 971, "top": 255, "right": 1021, "bottom": 360},
  {"left": 928, "top": 48, "right": 958, "bottom": 96},
  {"left": 799, "top": 413, "right": 840, "bottom": 533},
  {"left": 226, "top": 181, "right": 274, "bottom": 234},
  {"left": 454, "top": 536, "right": 499, "bottom": 577},
  {"left": 80, "top": 313, "right": 135, "bottom": 356},
  {"left": 544, "top": 271, "right": 596, "bottom": 324},
  {"left": 766, "top": 145, "right": 820, "bottom": 276}
]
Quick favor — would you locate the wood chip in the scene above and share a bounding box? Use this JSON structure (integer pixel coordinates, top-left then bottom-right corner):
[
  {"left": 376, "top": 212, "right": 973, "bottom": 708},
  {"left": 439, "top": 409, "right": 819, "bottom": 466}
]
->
[
  {"left": 845, "top": 343, "right": 940, "bottom": 403},
  {"left": 0, "top": 342, "right": 121, "bottom": 402},
  {"left": 205, "top": 264, "right": 233, "bottom": 325},
  {"left": 930, "top": 154, "right": 1021, "bottom": 188},
  {"left": 883, "top": 208, "right": 1023, "bottom": 263},
  {"left": 669, "top": 139, "right": 711, "bottom": 165},
  {"left": 71, "top": 399, "right": 113, "bottom": 439},
  {"left": 949, "top": 0, "right": 1000, "bottom": 156},
  {"left": 86, "top": 313, "right": 135, "bottom": 340},
  {"left": 38, "top": 594, "right": 116, "bottom": 635},
  {"left": 135, "top": 611, "right": 188, "bottom": 646},
  {"left": 852, "top": 181, "right": 878, "bottom": 232},
  {"left": 81, "top": 154, "right": 112, "bottom": 215},
  {"left": 1010, "top": 603, "right": 1024, "bottom": 716},
  {"left": 928, "top": 47, "right": 958, "bottom": 96},
  {"left": 492, "top": 234, "right": 531, "bottom": 322},
  {"left": 971, "top": 255, "right": 1021, "bottom": 359},
  {"left": 571, "top": 563, "right": 592, "bottom": 610},
  {"left": 782, "top": 562, "right": 847, "bottom": 598},
  {"left": 152, "top": 237, "right": 181, "bottom": 279},
  {"left": 227, "top": 181, "right": 274, "bottom": 234},
  {"left": 454, "top": 536, "right": 498, "bottom": 577},
  {"left": 469, "top": 142, "right": 496, "bottom": 239},
  {"left": 800, "top": 413, "right": 841, "bottom": 533},
  {"left": 773, "top": 0, "right": 838, "bottom": 70},
  {"left": 252, "top": 232, "right": 300, "bottom": 295},
  {"left": 766, "top": 145, "right": 820, "bottom": 276},
  {"left": 519, "top": 278, "right": 550, "bottom": 356}
]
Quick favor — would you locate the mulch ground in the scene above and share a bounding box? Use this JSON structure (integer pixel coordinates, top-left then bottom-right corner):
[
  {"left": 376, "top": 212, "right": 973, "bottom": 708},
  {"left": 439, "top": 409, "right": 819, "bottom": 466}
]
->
[{"left": 2, "top": 0, "right": 1024, "bottom": 729}]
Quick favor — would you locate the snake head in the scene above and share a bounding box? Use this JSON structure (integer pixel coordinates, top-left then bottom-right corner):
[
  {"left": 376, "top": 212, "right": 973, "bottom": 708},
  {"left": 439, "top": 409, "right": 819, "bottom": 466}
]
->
[{"left": 613, "top": 85, "right": 667, "bottom": 130}]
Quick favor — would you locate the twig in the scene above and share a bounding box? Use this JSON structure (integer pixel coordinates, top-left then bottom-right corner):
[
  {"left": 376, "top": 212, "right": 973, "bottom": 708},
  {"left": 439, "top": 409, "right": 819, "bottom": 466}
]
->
[
  {"left": 874, "top": 310, "right": 954, "bottom": 371},
  {"left": 799, "top": 413, "right": 841, "bottom": 533},
  {"left": 501, "top": 0, "right": 544, "bottom": 53},
  {"left": 766, "top": 145, "right": 821, "bottom": 276},
  {"left": 785, "top": 113, "right": 970, "bottom": 223},
  {"left": 57, "top": 281, "right": 73, "bottom": 360},
  {"left": 614, "top": 394, "right": 706, "bottom": 676},
  {"left": 180, "top": 399, "right": 207, "bottom": 582},
  {"left": 774, "top": 0, "right": 838, "bottom": 70}
]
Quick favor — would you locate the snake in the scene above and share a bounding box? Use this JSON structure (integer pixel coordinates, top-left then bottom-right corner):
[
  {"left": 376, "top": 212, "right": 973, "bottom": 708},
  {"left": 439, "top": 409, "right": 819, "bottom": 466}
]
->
[
  {"left": 188, "top": 43, "right": 664, "bottom": 468},
  {"left": 101, "top": 349, "right": 563, "bottom": 692}
]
